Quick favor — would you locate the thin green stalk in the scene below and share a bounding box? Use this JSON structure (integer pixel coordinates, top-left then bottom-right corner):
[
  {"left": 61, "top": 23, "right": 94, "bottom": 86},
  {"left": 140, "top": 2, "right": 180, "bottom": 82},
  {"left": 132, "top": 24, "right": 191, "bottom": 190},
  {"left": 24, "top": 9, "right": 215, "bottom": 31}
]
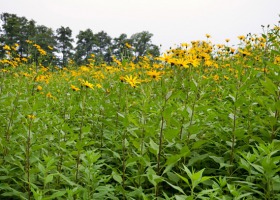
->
[
  {"left": 230, "top": 78, "right": 241, "bottom": 172},
  {"left": 187, "top": 99, "right": 196, "bottom": 142},
  {"left": 121, "top": 87, "right": 128, "bottom": 199},
  {"left": 122, "top": 130, "right": 126, "bottom": 190},
  {"left": 138, "top": 105, "right": 146, "bottom": 187},
  {"left": 75, "top": 88, "right": 87, "bottom": 183},
  {"left": 230, "top": 103, "right": 237, "bottom": 167},
  {"left": 26, "top": 117, "right": 33, "bottom": 200},
  {"left": 4, "top": 92, "right": 19, "bottom": 157},
  {"left": 99, "top": 108, "right": 104, "bottom": 153},
  {"left": 156, "top": 93, "right": 168, "bottom": 198}
]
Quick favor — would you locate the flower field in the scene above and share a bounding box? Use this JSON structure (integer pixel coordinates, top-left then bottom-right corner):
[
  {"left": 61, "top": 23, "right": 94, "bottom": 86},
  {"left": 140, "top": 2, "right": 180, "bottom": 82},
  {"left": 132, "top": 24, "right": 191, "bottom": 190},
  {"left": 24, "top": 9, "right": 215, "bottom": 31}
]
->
[{"left": 0, "top": 25, "right": 280, "bottom": 200}]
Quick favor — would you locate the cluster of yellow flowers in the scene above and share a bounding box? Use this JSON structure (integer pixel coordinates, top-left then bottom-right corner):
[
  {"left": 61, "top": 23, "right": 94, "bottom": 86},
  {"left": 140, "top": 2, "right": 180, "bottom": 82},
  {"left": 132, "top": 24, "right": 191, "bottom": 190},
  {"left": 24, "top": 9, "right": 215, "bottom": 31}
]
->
[
  {"left": 33, "top": 44, "right": 47, "bottom": 56},
  {"left": 0, "top": 27, "right": 279, "bottom": 96}
]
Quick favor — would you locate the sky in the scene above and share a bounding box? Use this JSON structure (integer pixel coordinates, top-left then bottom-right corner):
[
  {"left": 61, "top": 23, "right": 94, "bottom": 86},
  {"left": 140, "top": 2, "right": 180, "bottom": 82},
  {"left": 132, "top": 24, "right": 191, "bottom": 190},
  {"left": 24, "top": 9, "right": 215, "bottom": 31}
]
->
[{"left": 1, "top": 0, "right": 280, "bottom": 52}]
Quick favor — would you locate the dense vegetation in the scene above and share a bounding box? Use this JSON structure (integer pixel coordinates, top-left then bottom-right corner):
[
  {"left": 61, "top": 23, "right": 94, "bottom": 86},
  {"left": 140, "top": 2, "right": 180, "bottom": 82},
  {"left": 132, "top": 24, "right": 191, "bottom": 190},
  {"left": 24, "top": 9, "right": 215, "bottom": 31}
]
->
[
  {"left": 0, "top": 14, "right": 280, "bottom": 200},
  {"left": 0, "top": 13, "right": 160, "bottom": 66}
]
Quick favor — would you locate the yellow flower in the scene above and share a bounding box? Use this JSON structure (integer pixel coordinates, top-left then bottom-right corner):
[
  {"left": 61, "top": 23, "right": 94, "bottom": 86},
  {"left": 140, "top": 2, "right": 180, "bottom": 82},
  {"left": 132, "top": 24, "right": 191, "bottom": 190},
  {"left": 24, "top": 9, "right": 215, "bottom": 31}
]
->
[
  {"left": 80, "top": 66, "right": 90, "bottom": 72},
  {"left": 26, "top": 40, "right": 33, "bottom": 44},
  {"left": 39, "top": 49, "right": 47, "bottom": 56},
  {"left": 239, "top": 49, "right": 251, "bottom": 57},
  {"left": 46, "top": 92, "right": 53, "bottom": 98},
  {"left": 225, "top": 39, "right": 230, "bottom": 43},
  {"left": 189, "top": 58, "right": 200, "bottom": 67},
  {"left": 3, "top": 45, "right": 11, "bottom": 51},
  {"left": 224, "top": 75, "right": 229, "bottom": 80},
  {"left": 238, "top": 35, "right": 245, "bottom": 40},
  {"left": 181, "top": 43, "right": 189, "bottom": 47},
  {"left": 125, "top": 43, "right": 132, "bottom": 48},
  {"left": 82, "top": 80, "right": 94, "bottom": 89},
  {"left": 71, "top": 85, "right": 80, "bottom": 91},
  {"left": 27, "top": 114, "right": 36, "bottom": 120},
  {"left": 95, "top": 83, "right": 102, "bottom": 88},
  {"left": 120, "top": 76, "right": 125, "bottom": 82},
  {"left": 37, "top": 85, "right": 43, "bottom": 91},
  {"left": 147, "top": 70, "right": 161, "bottom": 81},
  {"left": 21, "top": 57, "right": 28, "bottom": 62},
  {"left": 124, "top": 75, "right": 141, "bottom": 88},
  {"left": 213, "top": 75, "right": 219, "bottom": 81},
  {"left": 175, "top": 58, "right": 189, "bottom": 68},
  {"left": 205, "top": 34, "right": 211, "bottom": 38},
  {"left": 157, "top": 53, "right": 172, "bottom": 63}
]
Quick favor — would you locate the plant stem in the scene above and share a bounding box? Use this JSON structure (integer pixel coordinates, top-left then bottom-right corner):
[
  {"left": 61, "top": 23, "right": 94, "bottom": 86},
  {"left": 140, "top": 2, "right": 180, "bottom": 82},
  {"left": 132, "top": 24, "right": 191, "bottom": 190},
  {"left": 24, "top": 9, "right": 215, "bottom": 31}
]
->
[
  {"left": 4, "top": 92, "right": 19, "bottom": 157},
  {"left": 122, "top": 130, "right": 126, "bottom": 190},
  {"left": 156, "top": 97, "right": 167, "bottom": 198},
  {"left": 76, "top": 89, "right": 87, "bottom": 183},
  {"left": 26, "top": 119, "right": 32, "bottom": 200}
]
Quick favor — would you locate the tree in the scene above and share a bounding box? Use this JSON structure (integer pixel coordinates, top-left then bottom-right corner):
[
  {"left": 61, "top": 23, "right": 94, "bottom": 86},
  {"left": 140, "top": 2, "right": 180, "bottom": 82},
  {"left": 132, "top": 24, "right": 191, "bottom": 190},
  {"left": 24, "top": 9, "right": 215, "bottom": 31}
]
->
[
  {"left": 56, "top": 26, "right": 74, "bottom": 67},
  {"left": 92, "top": 31, "right": 112, "bottom": 63},
  {"left": 0, "top": 13, "right": 36, "bottom": 58},
  {"left": 74, "top": 29, "right": 95, "bottom": 65},
  {"left": 112, "top": 33, "right": 133, "bottom": 60},
  {"left": 130, "top": 31, "right": 160, "bottom": 61},
  {"left": 30, "top": 25, "right": 57, "bottom": 67}
]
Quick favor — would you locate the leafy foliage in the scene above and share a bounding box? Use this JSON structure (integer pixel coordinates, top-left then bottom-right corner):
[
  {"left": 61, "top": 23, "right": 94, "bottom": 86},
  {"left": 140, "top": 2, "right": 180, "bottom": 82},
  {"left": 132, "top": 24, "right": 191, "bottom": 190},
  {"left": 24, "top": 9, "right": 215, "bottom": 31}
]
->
[{"left": 0, "top": 16, "right": 280, "bottom": 200}]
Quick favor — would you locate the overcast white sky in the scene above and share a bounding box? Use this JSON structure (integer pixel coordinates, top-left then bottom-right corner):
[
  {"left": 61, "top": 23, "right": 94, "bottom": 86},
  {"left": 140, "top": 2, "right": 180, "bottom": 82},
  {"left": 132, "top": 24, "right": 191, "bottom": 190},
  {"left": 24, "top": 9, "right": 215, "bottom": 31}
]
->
[{"left": 1, "top": 0, "right": 280, "bottom": 52}]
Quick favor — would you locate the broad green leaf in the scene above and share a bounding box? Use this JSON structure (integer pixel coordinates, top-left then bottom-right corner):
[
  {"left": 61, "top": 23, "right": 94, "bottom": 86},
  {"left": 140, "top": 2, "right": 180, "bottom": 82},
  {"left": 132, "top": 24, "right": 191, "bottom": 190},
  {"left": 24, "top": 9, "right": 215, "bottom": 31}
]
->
[
  {"left": 165, "top": 90, "right": 173, "bottom": 101},
  {"left": 165, "top": 154, "right": 182, "bottom": 165},
  {"left": 175, "top": 173, "right": 190, "bottom": 187},
  {"left": 47, "top": 190, "right": 66, "bottom": 199},
  {"left": 175, "top": 195, "right": 191, "bottom": 200},
  {"left": 112, "top": 171, "right": 122, "bottom": 184},
  {"left": 149, "top": 138, "right": 159, "bottom": 156},
  {"left": 44, "top": 174, "right": 53, "bottom": 185},
  {"left": 261, "top": 77, "right": 277, "bottom": 96},
  {"left": 165, "top": 180, "right": 185, "bottom": 194}
]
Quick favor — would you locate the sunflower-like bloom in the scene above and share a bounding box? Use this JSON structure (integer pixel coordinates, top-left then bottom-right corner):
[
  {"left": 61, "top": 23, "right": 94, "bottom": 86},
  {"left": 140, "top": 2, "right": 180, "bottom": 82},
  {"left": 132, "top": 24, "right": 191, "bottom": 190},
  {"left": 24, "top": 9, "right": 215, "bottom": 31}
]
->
[
  {"left": 124, "top": 75, "right": 141, "bottom": 88},
  {"left": 37, "top": 85, "right": 43, "bottom": 91},
  {"left": 71, "top": 84, "right": 80, "bottom": 91},
  {"left": 147, "top": 70, "right": 162, "bottom": 81},
  {"left": 157, "top": 53, "right": 172, "bottom": 63},
  {"left": 125, "top": 43, "right": 132, "bottom": 49},
  {"left": 82, "top": 80, "right": 94, "bottom": 89}
]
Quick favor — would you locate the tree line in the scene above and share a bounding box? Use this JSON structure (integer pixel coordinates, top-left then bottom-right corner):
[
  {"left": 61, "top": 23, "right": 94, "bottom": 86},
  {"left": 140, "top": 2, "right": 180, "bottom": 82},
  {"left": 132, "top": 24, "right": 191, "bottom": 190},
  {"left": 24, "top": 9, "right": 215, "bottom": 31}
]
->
[{"left": 0, "top": 12, "right": 160, "bottom": 66}]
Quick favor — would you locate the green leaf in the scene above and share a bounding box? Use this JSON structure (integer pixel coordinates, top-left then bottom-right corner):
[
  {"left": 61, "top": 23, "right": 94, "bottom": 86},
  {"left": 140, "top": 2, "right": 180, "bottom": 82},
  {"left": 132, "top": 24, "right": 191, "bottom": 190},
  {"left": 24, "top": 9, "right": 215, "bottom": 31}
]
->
[
  {"left": 58, "top": 173, "right": 77, "bottom": 186},
  {"left": 44, "top": 174, "right": 53, "bottom": 185},
  {"left": 163, "top": 107, "right": 173, "bottom": 122},
  {"left": 191, "top": 140, "right": 207, "bottom": 149},
  {"left": 165, "top": 90, "right": 173, "bottom": 101},
  {"left": 236, "top": 192, "right": 253, "bottom": 200},
  {"left": 149, "top": 138, "right": 159, "bottom": 156},
  {"left": 164, "top": 128, "right": 179, "bottom": 141},
  {"left": 112, "top": 171, "right": 122, "bottom": 184},
  {"left": 261, "top": 77, "right": 277, "bottom": 96},
  {"left": 167, "top": 172, "right": 180, "bottom": 183},
  {"left": 165, "top": 181, "right": 185, "bottom": 195},
  {"left": 82, "top": 126, "right": 91, "bottom": 134},
  {"left": 165, "top": 154, "right": 182, "bottom": 165},
  {"left": 0, "top": 176, "right": 11, "bottom": 180},
  {"left": 47, "top": 190, "right": 66, "bottom": 199},
  {"left": 175, "top": 173, "right": 190, "bottom": 187},
  {"left": 146, "top": 167, "right": 163, "bottom": 186},
  {"left": 191, "top": 169, "right": 205, "bottom": 188},
  {"left": 175, "top": 195, "right": 190, "bottom": 200}
]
